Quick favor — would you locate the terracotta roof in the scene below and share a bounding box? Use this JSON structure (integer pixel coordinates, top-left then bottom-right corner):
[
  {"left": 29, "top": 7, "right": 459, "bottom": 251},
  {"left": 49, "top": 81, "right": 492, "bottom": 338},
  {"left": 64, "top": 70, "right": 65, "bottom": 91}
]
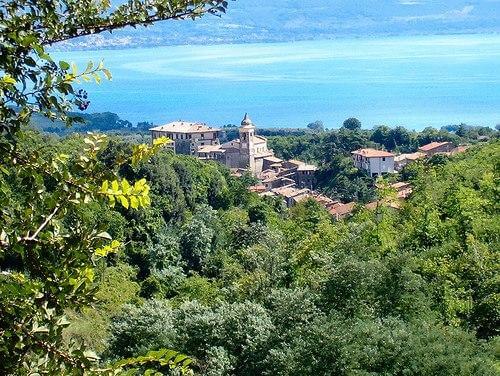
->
[
  {"left": 394, "top": 152, "right": 425, "bottom": 162},
  {"left": 450, "top": 145, "right": 469, "bottom": 155},
  {"left": 391, "top": 182, "right": 411, "bottom": 190},
  {"left": 418, "top": 141, "right": 451, "bottom": 151},
  {"left": 329, "top": 202, "right": 356, "bottom": 216},
  {"left": 329, "top": 202, "right": 355, "bottom": 218},
  {"left": 351, "top": 148, "right": 394, "bottom": 158},
  {"left": 249, "top": 185, "right": 266, "bottom": 193},
  {"left": 197, "top": 145, "right": 224, "bottom": 153},
  {"left": 254, "top": 135, "right": 268, "bottom": 143},
  {"left": 311, "top": 194, "right": 338, "bottom": 207},
  {"left": 150, "top": 121, "right": 221, "bottom": 133}
]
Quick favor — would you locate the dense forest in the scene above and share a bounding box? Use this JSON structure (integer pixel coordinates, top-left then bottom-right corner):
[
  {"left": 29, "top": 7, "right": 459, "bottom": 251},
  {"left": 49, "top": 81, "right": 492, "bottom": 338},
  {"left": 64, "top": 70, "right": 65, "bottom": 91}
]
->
[{"left": 4, "top": 130, "right": 498, "bottom": 375}]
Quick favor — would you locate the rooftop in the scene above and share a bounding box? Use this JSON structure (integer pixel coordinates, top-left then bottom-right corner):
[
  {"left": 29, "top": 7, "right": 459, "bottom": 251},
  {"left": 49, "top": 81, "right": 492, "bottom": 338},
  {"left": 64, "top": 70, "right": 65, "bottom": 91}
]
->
[
  {"left": 197, "top": 145, "right": 224, "bottom": 153},
  {"left": 263, "top": 156, "right": 283, "bottom": 163},
  {"left": 351, "top": 148, "right": 394, "bottom": 158},
  {"left": 297, "top": 163, "right": 318, "bottom": 172},
  {"left": 328, "top": 202, "right": 356, "bottom": 217},
  {"left": 272, "top": 186, "right": 310, "bottom": 199},
  {"left": 391, "top": 182, "right": 411, "bottom": 190},
  {"left": 418, "top": 141, "right": 451, "bottom": 151},
  {"left": 287, "top": 159, "right": 306, "bottom": 166},
  {"left": 394, "top": 152, "right": 425, "bottom": 162},
  {"left": 150, "top": 121, "right": 221, "bottom": 133}
]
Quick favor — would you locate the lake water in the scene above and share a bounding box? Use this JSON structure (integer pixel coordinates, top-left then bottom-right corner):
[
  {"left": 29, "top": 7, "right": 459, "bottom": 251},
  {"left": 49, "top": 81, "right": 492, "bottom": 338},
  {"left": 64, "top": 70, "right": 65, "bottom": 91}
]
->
[{"left": 52, "top": 34, "right": 500, "bottom": 129}]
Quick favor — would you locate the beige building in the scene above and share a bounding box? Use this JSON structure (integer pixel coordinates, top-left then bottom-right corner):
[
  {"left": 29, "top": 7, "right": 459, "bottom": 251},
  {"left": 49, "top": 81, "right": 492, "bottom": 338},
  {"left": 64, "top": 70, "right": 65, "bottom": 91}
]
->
[
  {"left": 418, "top": 141, "right": 453, "bottom": 157},
  {"left": 394, "top": 152, "right": 425, "bottom": 171},
  {"left": 150, "top": 121, "right": 222, "bottom": 155},
  {"left": 196, "top": 114, "right": 274, "bottom": 175}
]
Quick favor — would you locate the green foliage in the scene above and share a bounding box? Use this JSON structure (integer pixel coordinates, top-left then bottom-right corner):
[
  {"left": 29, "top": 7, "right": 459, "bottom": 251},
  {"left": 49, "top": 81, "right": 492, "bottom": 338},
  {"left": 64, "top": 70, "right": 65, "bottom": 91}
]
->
[
  {"left": 342, "top": 117, "right": 362, "bottom": 130},
  {"left": 1, "top": 0, "right": 229, "bottom": 373},
  {"left": 4, "top": 133, "right": 492, "bottom": 375},
  {"left": 64, "top": 263, "right": 141, "bottom": 353}
]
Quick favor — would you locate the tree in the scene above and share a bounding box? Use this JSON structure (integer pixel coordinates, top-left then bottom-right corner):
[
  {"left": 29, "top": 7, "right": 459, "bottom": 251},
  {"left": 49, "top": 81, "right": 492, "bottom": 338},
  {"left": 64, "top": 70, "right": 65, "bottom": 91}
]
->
[
  {"left": 371, "top": 125, "right": 390, "bottom": 146},
  {"left": 342, "top": 117, "right": 362, "bottom": 130},
  {"left": 306, "top": 120, "right": 324, "bottom": 132},
  {"left": 0, "top": 0, "right": 229, "bottom": 374}
]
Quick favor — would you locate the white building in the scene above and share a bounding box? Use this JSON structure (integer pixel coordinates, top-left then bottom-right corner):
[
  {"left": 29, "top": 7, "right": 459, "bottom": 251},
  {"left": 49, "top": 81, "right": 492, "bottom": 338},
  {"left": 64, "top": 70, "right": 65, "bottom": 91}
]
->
[{"left": 351, "top": 148, "right": 395, "bottom": 177}]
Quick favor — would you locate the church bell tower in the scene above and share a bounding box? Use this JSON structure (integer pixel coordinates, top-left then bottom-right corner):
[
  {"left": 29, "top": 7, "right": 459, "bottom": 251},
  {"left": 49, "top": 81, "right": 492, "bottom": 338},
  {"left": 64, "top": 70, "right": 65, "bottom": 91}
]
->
[{"left": 239, "top": 113, "right": 256, "bottom": 172}]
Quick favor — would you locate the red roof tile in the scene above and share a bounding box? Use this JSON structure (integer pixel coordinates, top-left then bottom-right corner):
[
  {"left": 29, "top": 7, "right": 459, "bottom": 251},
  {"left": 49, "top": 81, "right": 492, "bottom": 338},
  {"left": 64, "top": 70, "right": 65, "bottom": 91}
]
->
[
  {"left": 351, "top": 148, "right": 394, "bottom": 158},
  {"left": 418, "top": 141, "right": 451, "bottom": 151}
]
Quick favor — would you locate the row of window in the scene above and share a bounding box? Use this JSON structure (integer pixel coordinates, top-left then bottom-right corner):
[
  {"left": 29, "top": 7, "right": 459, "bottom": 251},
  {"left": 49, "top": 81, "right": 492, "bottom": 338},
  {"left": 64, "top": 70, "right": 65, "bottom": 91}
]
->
[{"left": 155, "top": 132, "right": 217, "bottom": 140}]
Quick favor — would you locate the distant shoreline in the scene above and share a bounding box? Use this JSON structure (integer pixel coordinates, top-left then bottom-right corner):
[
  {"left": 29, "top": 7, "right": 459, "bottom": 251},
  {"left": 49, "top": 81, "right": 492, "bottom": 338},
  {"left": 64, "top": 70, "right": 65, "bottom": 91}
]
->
[{"left": 48, "top": 31, "right": 500, "bottom": 52}]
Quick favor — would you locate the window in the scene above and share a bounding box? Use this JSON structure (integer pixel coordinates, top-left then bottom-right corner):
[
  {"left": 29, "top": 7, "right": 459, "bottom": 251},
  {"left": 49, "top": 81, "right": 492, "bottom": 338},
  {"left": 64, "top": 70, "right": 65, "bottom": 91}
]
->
[
  {"left": 200, "top": 133, "right": 204, "bottom": 138},
  {"left": 382, "top": 157, "right": 386, "bottom": 161}
]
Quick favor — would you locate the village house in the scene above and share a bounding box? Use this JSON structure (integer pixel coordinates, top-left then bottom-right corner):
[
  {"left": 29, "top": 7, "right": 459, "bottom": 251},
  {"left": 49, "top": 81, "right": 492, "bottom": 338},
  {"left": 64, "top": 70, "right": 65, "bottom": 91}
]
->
[
  {"left": 270, "top": 186, "right": 311, "bottom": 207},
  {"left": 150, "top": 121, "right": 222, "bottom": 155},
  {"left": 351, "top": 148, "right": 395, "bottom": 177},
  {"left": 394, "top": 152, "right": 426, "bottom": 171},
  {"left": 418, "top": 141, "right": 453, "bottom": 157}
]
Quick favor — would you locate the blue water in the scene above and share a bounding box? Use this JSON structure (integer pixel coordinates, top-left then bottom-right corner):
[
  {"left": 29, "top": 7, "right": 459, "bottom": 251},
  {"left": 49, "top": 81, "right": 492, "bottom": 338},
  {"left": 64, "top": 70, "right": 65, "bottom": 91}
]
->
[{"left": 52, "top": 34, "right": 500, "bottom": 129}]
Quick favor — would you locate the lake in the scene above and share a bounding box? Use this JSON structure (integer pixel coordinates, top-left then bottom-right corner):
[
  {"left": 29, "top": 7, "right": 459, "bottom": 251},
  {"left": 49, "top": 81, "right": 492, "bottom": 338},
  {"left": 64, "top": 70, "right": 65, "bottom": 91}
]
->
[{"left": 52, "top": 34, "right": 500, "bottom": 129}]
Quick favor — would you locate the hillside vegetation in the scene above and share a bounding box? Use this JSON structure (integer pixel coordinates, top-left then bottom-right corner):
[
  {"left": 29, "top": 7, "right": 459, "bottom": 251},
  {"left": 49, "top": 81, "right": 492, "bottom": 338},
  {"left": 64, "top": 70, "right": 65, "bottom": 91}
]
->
[{"left": 7, "top": 131, "right": 498, "bottom": 375}]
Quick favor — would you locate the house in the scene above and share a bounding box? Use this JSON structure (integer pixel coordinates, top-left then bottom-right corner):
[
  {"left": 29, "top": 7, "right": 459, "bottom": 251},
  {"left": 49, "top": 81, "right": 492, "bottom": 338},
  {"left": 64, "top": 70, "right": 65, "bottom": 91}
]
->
[
  {"left": 150, "top": 121, "right": 222, "bottom": 155},
  {"left": 351, "top": 148, "right": 395, "bottom": 177},
  {"left": 394, "top": 152, "right": 425, "bottom": 171},
  {"left": 296, "top": 163, "right": 318, "bottom": 189},
  {"left": 418, "top": 141, "right": 453, "bottom": 156},
  {"left": 328, "top": 202, "right": 356, "bottom": 221},
  {"left": 270, "top": 186, "right": 311, "bottom": 207}
]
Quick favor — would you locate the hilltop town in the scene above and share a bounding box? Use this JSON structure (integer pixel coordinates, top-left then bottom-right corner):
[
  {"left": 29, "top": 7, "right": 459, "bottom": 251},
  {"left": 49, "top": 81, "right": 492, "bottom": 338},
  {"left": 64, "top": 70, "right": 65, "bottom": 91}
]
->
[{"left": 150, "top": 114, "right": 472, "bottom": 220}]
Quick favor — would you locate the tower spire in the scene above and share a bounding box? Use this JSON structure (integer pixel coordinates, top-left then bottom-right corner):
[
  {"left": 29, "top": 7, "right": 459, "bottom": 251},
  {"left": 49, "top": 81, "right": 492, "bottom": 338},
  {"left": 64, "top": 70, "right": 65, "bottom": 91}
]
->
[{"left": 240, "top": 113, "right": 254, "bottom": 128}]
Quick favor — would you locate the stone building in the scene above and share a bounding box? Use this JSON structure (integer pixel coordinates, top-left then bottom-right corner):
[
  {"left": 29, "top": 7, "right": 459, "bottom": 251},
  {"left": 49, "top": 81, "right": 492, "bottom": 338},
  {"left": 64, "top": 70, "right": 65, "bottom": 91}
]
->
[
  {"left": 197, "top": 113, "right": 274, "bottom": 175},
  {"left": 150, "top": 121, "right": 222, "bottom": 155},
  {"left": 418, "top": 141, "right": 453, "bottom": 157}
]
